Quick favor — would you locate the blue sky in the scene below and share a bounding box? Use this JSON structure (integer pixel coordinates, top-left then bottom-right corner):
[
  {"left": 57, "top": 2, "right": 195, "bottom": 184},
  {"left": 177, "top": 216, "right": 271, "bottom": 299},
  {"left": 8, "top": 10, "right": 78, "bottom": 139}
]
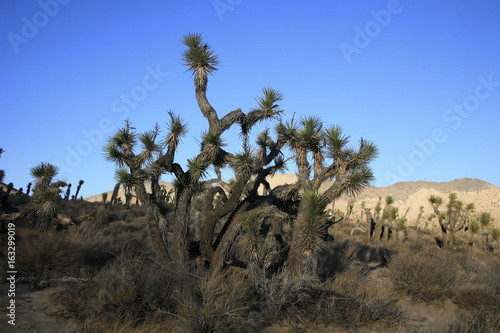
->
[{"left": 1, "top": 0, "right": 499, "bottom": 198}]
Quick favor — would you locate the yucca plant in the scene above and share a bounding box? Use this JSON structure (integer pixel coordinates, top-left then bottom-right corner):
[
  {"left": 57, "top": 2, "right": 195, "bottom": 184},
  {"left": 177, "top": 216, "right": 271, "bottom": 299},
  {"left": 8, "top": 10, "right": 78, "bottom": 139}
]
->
[
  {"left": 243, "top": 212, "right": 263, "bottom": 285},
  {"left": 470, "top": 220, "right": 480, "bottom": 234},
  {"left": 291, "top": 190, "right": 329, "bottom": 279},
  {"left": 478, "top": 212, "right": 492, "bottom": 228},
  {"left": 33, "top": 186, "right": 60, "bottom": 229}
]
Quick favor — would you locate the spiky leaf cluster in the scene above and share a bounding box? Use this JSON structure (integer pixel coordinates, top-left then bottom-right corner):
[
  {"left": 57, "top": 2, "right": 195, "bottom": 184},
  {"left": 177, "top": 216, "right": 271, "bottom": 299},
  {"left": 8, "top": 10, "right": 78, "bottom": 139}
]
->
[
  {"left": 181, "top": 33, "right": 220, "bottom": 91},
  {"left": 296, "top": 190, "right": 329, "bottom": 255},
  {"left": 243, "top": 213, "right": 262, "bottom": 257}
]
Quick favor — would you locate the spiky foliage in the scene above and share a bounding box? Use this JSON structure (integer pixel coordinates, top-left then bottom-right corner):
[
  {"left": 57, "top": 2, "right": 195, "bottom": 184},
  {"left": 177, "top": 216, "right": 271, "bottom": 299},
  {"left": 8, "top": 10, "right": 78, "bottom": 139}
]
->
[
  {"left": 33, "top": 188, "right": 60, "bottom": 227},
  {"left": 470, "top": 220, "right": 480, "bottom": 234},
  {"left": 243, "top": 212, "right": 262, "bottom": 259},
  {"left": 181, "top": 33, "right": 219, "bottom": 92},
  {"left": 201, "top": 129, "right": 226, "bottom": 162},
  {"left": 296, "top": 190, "right": 329, "bottom": 255},
  {"left": 187, "top": 157, "right": 208, "bottom": 181},
  {"left": 30, "top": 162, "right": 59, "bottom": 190},
  {"left": 277, "top": 118, "right": 378, "bottom": 201},
  {"left": 29, "top": 162, "right": 66, "bottom": 228},
  {"left": 478, "top": 212, "right": 492, "bottom": 228},
  {"left": 230, "top": 148, "right": 256, "bottom": 178}
]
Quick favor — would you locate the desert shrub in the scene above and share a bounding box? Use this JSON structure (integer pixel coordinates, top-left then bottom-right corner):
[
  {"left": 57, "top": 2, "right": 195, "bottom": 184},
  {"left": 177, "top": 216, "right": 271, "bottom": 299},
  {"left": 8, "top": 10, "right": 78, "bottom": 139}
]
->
[
  {"left": 17, "top": 229, "right": 81, "bottom": 283},
  {"left": 59, "top": 251, "right": 177, "bottom": 326},
  {"left": 326, "top": 266, "right": 403, "bottom": 328},
  {"left": 451, "top": 235, "right": 462, "bottom": 247},
  {"left": 388, "top": 248, "right": 457, "bottom": 302},
  {"left": 257, "top": 265, "right": 402, "bottom": 330},
  {"left": 174, "top": 271, "right": 252, "bottom": 332},
  {"left": 256, "top": 270, "right": 309, "bottom": 324},
  {"left": 454, "top": 286, "right": 500, "bottom": 313}
]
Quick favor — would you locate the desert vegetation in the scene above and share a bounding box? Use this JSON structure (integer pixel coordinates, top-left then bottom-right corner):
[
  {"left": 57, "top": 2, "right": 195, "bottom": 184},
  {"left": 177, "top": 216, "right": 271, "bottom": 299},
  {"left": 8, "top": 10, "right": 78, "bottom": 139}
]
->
[{"left": 1, "top": 35, "right": 499, "bottom": 332}]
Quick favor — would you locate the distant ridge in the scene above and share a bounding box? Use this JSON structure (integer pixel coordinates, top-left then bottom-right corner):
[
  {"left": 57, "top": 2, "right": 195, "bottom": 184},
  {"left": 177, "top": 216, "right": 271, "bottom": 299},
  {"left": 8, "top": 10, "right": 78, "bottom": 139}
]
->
[
  {"left": 352, "top": 178, "right": 497, "bottom": 202},
  {"left": 84, "top": 174, "right": 500, "bottom": 227}
]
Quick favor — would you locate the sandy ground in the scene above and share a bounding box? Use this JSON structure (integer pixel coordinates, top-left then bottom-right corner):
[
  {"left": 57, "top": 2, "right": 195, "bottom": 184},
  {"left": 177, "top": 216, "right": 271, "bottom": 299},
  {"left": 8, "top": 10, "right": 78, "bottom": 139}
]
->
[{"left": 0, "top": 283, "right": 79, "bottom": 333}]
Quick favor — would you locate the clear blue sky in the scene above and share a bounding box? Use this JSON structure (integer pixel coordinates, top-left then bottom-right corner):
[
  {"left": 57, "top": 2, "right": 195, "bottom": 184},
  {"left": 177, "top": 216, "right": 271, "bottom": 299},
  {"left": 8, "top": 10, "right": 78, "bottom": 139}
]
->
[{"left": 1, "top": 0, "right": 499, "bottom": 198}]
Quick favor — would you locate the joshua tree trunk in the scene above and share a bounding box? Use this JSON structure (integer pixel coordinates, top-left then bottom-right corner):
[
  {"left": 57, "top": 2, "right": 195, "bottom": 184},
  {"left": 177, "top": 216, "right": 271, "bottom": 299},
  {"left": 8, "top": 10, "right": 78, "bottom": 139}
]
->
[
  {"left": 173, "top": 183, "right": 194, "bottom": 270},
  {"left": 110, "top": 183, "right": 120, "bottom": 205}
]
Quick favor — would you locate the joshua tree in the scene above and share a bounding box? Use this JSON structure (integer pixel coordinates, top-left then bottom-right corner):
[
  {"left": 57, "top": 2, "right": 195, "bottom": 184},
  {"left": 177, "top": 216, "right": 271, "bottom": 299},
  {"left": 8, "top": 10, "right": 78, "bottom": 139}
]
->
[
  {"left": 105, "top": 34, "right": 286, "bottom": 269},
  {"left": 415, "top": 205, "right": 424, "bottom": 230},
  {"left": 65, "top": 183, "right": 72, "bottom": 200},
  {"left": 380, "top": 196, "right": 395, "bottom": 241},
  {"left": 114, "top": 168, "right": 135, "bottom": 206},
  {"left": 30, "top": 162, "right": 67, "bottom": 229},
  {"left": 344, "top": 197, "right": 356, "bottom": 224},
  {"left": 429, "top": 193, "right": 474, "bottom": 247},
  {"left": 73, "top": 180, "right": 84, "bottom": 200},
  {"left": 109, "top": 182, "right": 120, "bottom": 205},
  {"left": 103, "top": 34, "right": 378, "bottom": 279},
  {"left": 101, "top": 192, "right": 108, "bottom": 204}
]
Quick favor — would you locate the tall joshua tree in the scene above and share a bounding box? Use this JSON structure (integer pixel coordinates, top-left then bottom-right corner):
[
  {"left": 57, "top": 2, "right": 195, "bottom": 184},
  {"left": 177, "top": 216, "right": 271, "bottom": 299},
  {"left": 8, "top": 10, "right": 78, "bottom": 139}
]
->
[
  {"left": 73, "top": 180, "right": 84, "bottom": 200},
  {"left": 104, "top": 34, "right": 286, "bottom": 270}
]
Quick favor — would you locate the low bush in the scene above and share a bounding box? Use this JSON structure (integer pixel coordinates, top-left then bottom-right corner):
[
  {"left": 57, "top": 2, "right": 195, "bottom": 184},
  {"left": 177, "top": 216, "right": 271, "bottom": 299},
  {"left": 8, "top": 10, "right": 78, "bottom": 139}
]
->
[{"left": 388, "top": 248, "right": 457, "bottom": 302}]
